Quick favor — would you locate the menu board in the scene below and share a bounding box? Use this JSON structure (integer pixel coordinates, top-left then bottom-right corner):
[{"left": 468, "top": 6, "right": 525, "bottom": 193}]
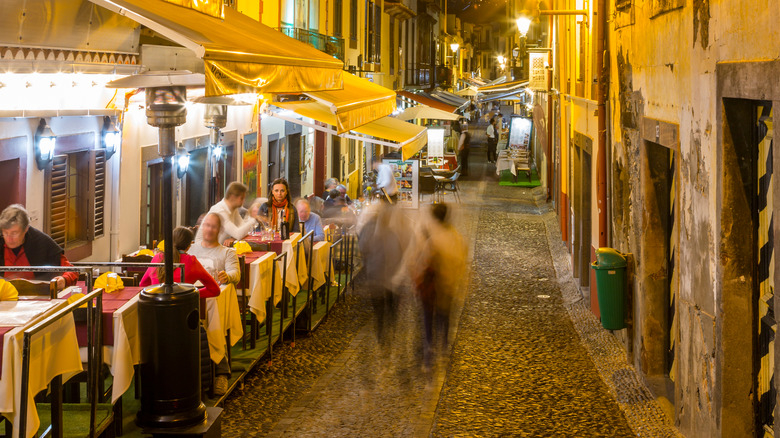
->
[
  {"left": 383, "top": 159, "right": 419, "bottom": 209},
  {"left": 508, "top": 116, "right": 532, "bottom": 151}
]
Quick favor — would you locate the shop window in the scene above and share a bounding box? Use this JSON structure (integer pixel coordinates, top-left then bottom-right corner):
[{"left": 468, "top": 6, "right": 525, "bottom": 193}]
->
[{"left": 46, "top": 150, "right": 104, "bottom": 249}]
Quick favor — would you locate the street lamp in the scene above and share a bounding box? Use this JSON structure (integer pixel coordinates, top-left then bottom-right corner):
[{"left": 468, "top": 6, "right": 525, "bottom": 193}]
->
[
  {"left": 516, "top": 17, "right": 532, "bottom": 37},
  {"left": 450, "top": 42, "right": 460, "bottom": 52}
]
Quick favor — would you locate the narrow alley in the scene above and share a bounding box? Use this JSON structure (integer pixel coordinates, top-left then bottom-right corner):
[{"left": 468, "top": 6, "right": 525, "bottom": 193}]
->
[{"left": 219, "top": 133, "right": 680, "bottom": 437}]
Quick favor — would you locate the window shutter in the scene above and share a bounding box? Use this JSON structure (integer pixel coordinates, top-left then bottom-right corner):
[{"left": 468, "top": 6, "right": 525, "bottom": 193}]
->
[
  {"left": 94, "top": 150, "right": 106, "bottom": 238},
  {"left": 49, "top": 155, "right": 68, "bottom": 248}
]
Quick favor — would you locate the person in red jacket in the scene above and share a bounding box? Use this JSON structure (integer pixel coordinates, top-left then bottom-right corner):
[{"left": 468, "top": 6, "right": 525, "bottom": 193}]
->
[
  {"left": 0, "top": 204, "right": 78, "bottom": 290},
  {"left": 139, "top": 226, "right": 220, "bottom": 298}
]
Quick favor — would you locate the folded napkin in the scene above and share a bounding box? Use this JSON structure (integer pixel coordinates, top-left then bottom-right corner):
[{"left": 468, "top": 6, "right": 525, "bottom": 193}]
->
[
  {"left": 233, "top": 240, "right": 253, "bottom": 255},
  {"left": 94, "top": 272, "right": 125, "bottom": 294},
  {"left": 0, "top": 278, "right": 18, "bottom": 301}
]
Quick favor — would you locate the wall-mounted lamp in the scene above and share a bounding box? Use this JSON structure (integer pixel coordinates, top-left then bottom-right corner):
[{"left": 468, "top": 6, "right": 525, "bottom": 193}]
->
[
  {"left": 450, "top": 43, "right": 460, "bottom": 52},
  {"left": 497, "top": 55, "right": 506, "bottom": 64},
  {"left": 516, "top": 17, "right": 532, "bottom": 37},
  {"left": 102, "top": 116, "right": 121, "bottom": 160},
  {"left": 176, "top": 147, "right": 190, "bottom": 179},
  {"left": 35, "top": 118, "right": 56, "bottom": 170},
  {"left": 512, "top": 45, "right": 520, "bottom": 59}
]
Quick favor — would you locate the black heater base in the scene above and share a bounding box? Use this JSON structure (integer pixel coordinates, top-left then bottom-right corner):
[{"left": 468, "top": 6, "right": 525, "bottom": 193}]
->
[{"left": 145, "top": 407, "right": 223, "bottom": 438}]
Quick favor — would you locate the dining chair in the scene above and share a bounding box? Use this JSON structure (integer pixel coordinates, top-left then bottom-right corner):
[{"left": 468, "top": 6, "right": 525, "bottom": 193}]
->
[{"left": 8, "top": 278, "right": 57, "bottom": 299}]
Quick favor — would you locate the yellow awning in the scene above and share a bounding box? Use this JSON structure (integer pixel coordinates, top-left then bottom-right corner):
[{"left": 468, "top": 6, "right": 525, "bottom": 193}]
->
[
  {"left": 90, "top": 0, "right": 344, "bottom": 96},
  {"left": 304, "top": 73, "right": 396, "bottom": 134},
  {"left": 274, "top": 101, "right": 426, "bottom": 160}
]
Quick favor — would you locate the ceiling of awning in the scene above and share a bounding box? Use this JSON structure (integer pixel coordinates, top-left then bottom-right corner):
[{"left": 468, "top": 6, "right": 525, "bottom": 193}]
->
[
  {"left": 478, "top": 79, "right": 529, "bottom": 93},
  {"left": 303, "top": 73, "right": 396, "bottom": 134},
  {"left": 273, "top": 101, "right": 427, "bottom": 160},
  {"left": 89, "top": 0, "right": 344, "bottom": 96},
  {"left": 397, "top": 105, "right": 461, "bottom": 121},
  {"left": 397, "top": 90, "right": 457, "bottom": 113}
]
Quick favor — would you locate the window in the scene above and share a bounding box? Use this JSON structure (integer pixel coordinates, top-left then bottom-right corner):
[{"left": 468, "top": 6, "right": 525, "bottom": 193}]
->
[
  {"left": 334, "top": 0, "right": 343, "bottom": 37},
  {"left": 349, "top": 0, "right": 357, "bottom": 44},
  {"left": 389, "top": 18, "right": 395, "bottom": 74},
  {"left": 46, "top": 150, "right": 105, "bottom": 249},
  {"left": 365, "top": 0, "right": 381, "bottom": 65}
]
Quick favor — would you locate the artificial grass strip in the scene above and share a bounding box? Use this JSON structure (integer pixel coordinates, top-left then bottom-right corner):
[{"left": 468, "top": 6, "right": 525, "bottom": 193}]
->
[{"left": 498, "top": 168, "right": 541, "bottom": 187}]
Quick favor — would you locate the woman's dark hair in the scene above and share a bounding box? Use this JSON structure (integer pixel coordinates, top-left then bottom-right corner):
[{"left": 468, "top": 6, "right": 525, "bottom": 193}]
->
[
  {"left": 156, "top": 226, "right": 194, "bottom": 281},
  {"left": 267, "top": 178, "right": 292, "bottom": 205}
]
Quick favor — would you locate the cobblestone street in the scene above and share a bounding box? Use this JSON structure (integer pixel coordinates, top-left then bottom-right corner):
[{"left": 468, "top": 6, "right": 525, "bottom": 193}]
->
[{"left": 221, "top": 133, "right": 680, "bottom": 437}]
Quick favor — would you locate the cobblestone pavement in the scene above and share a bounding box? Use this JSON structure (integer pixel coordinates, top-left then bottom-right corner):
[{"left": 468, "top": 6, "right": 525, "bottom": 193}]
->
[{"left": 221, "top": 126, "right": 680, "bottom": 437}]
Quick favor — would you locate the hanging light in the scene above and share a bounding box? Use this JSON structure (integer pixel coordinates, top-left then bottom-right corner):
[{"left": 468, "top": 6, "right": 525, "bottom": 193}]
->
[{"left": 34, "top": 118, "right": 56, "bottom": 170}]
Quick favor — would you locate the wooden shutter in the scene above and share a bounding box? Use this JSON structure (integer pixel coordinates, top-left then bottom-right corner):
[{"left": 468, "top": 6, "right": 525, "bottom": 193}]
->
[
  {"left": 48, "top": 155, "right": 68, "bottom": 248},
  {"left": 93, "top": 150, "right": 106, "bottom": 238}
]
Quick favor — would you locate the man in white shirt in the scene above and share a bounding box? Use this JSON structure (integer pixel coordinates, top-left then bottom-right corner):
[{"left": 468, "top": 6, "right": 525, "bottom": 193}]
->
[
  {"left": 188, "top": 212, "right": 241, "bottom": 396},
  {"left": 486, "top": 116, "right": 498, "bottom": 163},
  {"left": 373, "top": 157, "right": 399, "bottom": 204},
  {"left": 197, "top": 181, "right": 259, "bottom": 246}
]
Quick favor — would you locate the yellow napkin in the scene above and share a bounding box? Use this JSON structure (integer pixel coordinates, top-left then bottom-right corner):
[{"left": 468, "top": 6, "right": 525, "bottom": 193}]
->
[
  {"left": 135, "top": 248, "right": 155, "bottom": 257},
  {"left": 0, "top": 278, "right": 18, "bottom": 301},
  {"left": 66, "top": 292, "right": 88, "bottom": 307},
  {"left": 156, "top": 241, "right": 165, "bottom": 251},
  {"left": 233, "top": 240, "right": 252, "bottom": 255},
  {"left": 94, "top": 272, "right": 125, "bottom": 293}
]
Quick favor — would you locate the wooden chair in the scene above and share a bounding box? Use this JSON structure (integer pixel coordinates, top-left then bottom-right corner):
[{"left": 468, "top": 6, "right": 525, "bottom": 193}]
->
[
  {"left": 8, "top": 278, "right": 57, "bottom": 299},
  {"left": 120, "top": 253, "right": 153, "bottom": 278}
]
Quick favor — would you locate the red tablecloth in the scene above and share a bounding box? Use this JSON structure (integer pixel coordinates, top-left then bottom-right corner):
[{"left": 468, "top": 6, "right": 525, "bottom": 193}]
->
[
  {"left": 65, "top": 286, "right": 143, "bottom": 347},
  {"left": 243, "top": 235, "right": 284, "bottom": 254}
]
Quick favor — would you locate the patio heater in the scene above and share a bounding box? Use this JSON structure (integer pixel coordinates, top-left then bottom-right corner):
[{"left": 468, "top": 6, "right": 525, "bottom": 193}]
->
[
  {"left": 106, "top": 71, "right": 207, "bottom": 429},
  {"left": 194, "top": 96, "right": 254, "bottom": 205},
  {"left": 204, "top": 103, "right": 227, "bottom": 205}
]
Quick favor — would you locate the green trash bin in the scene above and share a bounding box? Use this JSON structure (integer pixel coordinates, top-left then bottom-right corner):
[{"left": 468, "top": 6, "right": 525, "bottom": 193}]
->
[{"left": 591, "top": 248, "right": 627, "bottom": 330}]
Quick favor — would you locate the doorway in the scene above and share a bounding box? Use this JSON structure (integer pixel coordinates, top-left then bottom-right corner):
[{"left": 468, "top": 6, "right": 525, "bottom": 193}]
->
[
  {"left": 268, "top": 138, "right": 281, "bottom": 184},
  {"left": 287, "top": 133, "right": 302, "bottom": 198},
  {"left": 0, "top": 158, "right": 22, "bottom": 209},
  {"left": 722, "top": 98, "right": 775, "bottom": 436}
]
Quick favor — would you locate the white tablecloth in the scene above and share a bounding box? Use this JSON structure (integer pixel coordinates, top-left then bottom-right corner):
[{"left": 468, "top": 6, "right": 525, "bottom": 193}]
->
[
  {"left": 247, "top": 252, "right": 283, "bottom": 321},
  {"left": 100, "top": 284, "right": 244, "bottom": 403},
  {"left": 204, "top": 283, "right": 243, "bottom": 364},
  {"left": 496, "top": 150, "right": 531, "bottom": 176},
  {"left": 310, "top": 241, "right": 334, "bottom": 291},
  {"left": 280, "top": 233, "right": 309, "bottom": 296},
  {"left": 0, "top": 301, "right": 83, "bottom": 438}
]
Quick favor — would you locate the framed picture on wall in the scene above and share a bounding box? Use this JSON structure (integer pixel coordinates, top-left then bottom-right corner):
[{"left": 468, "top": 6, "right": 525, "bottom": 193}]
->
[{"left": 242, "top": 131, "right": 259, "bottom": 201}]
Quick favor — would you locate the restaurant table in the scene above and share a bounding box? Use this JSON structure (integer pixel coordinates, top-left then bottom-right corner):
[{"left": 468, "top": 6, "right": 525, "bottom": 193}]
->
[
  {"left": 244, "top": 233, "right": 308, "bottom": 296},
  {"left": 496, "top": 149, "right": 531, "bottom": 180},
  {"left": 61, "top": 280, "right": 244, "bottom": 402},
  {"left": 244, "top": 251, "right": 283, "bottom": 321},
  {"left": 310, "top": 241, "right": 334, "bottom": 291},
  {"left": 0, "top": 300, "right": 82, "bottom": 437}
]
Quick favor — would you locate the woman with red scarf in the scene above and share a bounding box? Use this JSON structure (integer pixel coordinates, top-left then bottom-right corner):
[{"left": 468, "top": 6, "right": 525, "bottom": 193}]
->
[{"left": 259, "top": 178, "right": 300, "bottom": 234}]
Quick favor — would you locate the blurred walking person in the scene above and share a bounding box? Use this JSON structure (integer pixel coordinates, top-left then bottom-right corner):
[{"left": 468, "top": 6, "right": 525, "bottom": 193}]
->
[
  {"left": 412, "top": 203, "right": 468, "bottom": 367},
  {"left": 358, "top": 201, "right": 405, "bottom": 343}
]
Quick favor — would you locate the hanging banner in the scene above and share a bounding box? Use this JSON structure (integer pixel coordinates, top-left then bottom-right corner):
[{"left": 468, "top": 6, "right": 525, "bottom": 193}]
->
[
  {"left": 427, "top": 128, "right": 445, "bottom": 167},
  {"left": 529, "top": 51, "right": 549, "bottom": 91},
  {"left": 243, "top": 132, "right": 259, "bottom": 201}
]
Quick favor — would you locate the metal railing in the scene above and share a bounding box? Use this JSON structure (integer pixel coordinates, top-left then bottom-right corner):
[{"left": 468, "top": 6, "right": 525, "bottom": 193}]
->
[{"left": 276, "top": 26, "right": 345, "bottom": 62}]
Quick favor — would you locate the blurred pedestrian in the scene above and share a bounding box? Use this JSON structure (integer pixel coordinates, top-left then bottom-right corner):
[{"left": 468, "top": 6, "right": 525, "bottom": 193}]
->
[
  {"left": 457, "top": 121, "right": 471, "bottom": 177},
  {"left": 373, "top": 157, "right": 399, "bottom": 204},
  {"left": 358, "top": 201, "right": 405, "bottom": 343},
  {"left": 412, "top": 203, "right": 468, "bottom": 367}
]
